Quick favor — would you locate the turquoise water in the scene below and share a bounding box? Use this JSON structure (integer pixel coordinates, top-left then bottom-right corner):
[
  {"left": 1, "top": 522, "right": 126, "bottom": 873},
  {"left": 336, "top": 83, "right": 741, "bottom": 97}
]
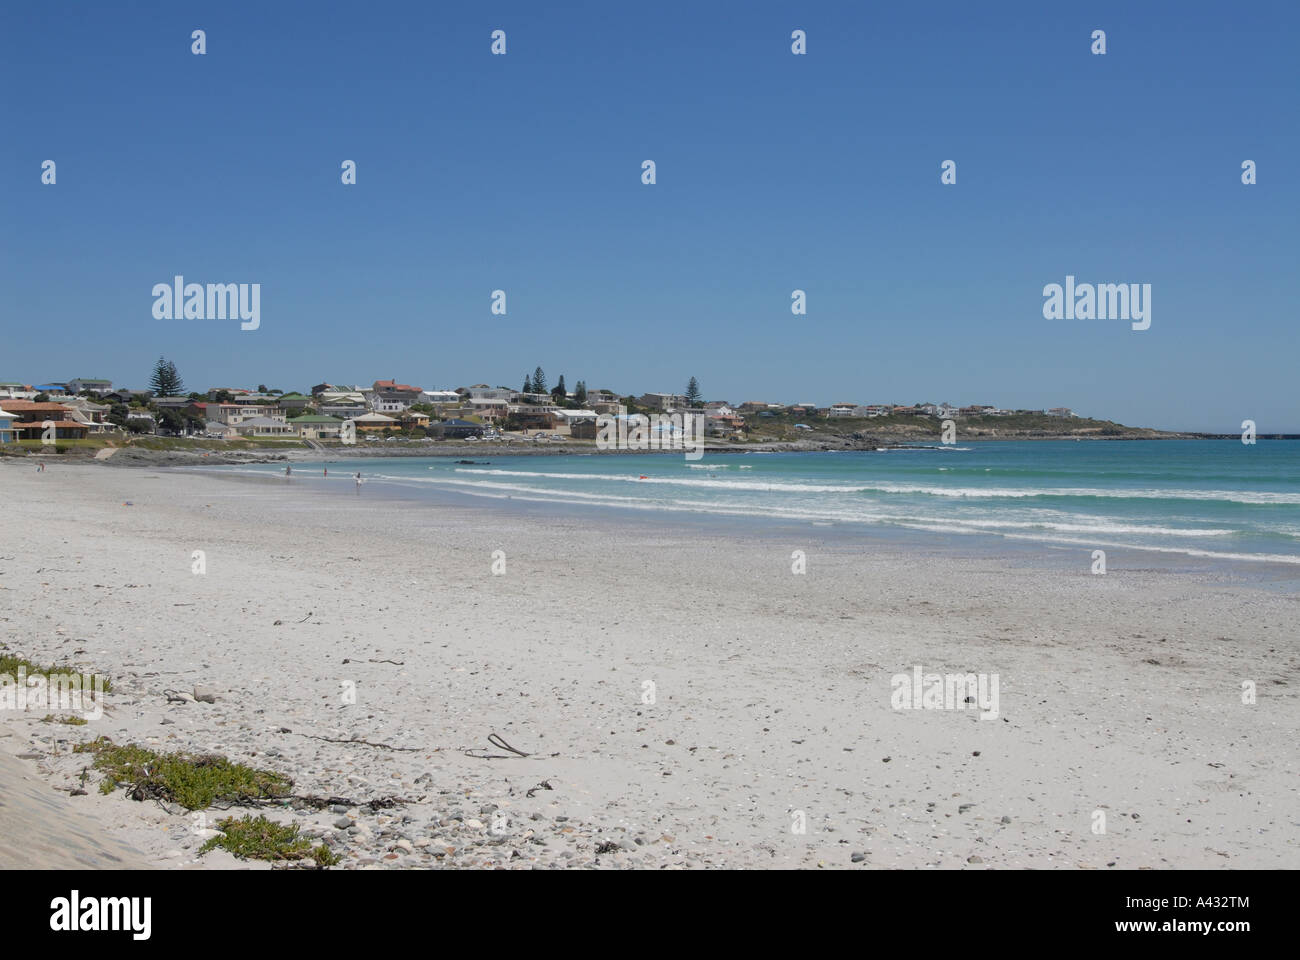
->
[{"left": 217, "top": 440, "right": 1300, "bottom": 565}]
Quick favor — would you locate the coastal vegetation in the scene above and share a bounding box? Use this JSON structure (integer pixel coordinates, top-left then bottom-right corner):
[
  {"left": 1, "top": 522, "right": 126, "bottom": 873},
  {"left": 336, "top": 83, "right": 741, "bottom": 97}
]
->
[
  {"left": 200, "top": 815, "right": 340, "bottom": 867},
  {"left": 0, "top": 650, "right": 112, "bottom": 691},
  {"left": 74, "top": 737, "right": 292, "bottom": 809}
]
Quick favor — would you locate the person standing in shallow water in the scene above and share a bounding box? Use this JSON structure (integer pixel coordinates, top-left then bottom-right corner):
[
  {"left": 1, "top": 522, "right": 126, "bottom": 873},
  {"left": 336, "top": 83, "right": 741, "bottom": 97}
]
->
[{"left": 285, "top": 464, "right": 292, "bottom": 477}]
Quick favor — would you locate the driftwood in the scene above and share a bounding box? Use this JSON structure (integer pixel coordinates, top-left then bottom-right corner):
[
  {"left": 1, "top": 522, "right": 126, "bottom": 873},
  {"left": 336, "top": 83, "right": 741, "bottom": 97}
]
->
[
  {"left": 299, "top": 734, "right": 421, "bottom": 752},
  {"left": 464, "top": 733, "right": 534, "bottom": 760}
]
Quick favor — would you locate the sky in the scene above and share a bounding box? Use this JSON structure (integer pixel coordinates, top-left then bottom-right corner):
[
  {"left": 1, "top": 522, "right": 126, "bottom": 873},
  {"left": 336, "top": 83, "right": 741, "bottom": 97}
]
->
[{"left": 2, "top": 1, "right": 1296, "bottom": 432}]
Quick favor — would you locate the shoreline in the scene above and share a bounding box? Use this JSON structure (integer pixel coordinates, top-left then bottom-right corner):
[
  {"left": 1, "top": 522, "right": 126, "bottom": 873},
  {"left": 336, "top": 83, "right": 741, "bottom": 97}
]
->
[
  {"left": 2, "top": 462, "right": 1297, "bottom": 869},
  {"left": 0, "top": 432, "right": 1240, "bottom": 469}
]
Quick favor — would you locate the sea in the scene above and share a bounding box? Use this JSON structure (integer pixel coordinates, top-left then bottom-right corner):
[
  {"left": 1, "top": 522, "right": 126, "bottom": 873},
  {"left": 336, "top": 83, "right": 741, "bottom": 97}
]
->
[{"left": 210, "top": 439, "right": 1300, "bottom": 574}]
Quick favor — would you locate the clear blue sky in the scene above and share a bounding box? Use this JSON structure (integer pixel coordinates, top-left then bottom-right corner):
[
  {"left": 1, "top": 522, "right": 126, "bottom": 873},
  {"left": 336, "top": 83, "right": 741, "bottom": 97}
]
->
[{"left": 2, "top": 1, "right": 1296, "bottom": 432}]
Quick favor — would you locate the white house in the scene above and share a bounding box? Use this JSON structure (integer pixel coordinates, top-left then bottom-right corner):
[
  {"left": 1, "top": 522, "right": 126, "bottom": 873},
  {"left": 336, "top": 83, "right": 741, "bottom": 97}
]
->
[{"left": 66, "top": 378, "right": 113, "bottom": 395}]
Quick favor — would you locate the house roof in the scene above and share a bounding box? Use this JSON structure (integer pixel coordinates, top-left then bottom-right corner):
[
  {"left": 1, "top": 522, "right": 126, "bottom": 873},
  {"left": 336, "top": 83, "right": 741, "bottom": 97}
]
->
[
  {"left": 17, "top": 420, "right": 86, "bottom": 429},
  {"left": 1, "top": 401, "right": 70, "bottom": 413},
  {"left": 373, "top": 380, "right": 422, "bottom": 392},
  {"left": 351, "top": 413, "right": 397, "bottom": 423},
  {"left": 288, "top": 415, "right": 344, "bottom": 424},
  {"left": 234, "top": 416, "right": 290, "bottom": 428}
]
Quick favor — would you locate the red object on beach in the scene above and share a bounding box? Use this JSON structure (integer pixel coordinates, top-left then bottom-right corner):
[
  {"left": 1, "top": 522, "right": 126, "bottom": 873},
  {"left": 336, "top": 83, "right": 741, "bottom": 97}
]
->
[{"left": 639, "top": 475, "right": 648, "bottom": 479}]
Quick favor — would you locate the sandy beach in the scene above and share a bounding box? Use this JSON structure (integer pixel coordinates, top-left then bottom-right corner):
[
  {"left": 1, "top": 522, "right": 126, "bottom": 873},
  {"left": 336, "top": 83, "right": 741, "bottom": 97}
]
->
[{"left": 1, "top": 459, "right": 1296, "bottom": 869}]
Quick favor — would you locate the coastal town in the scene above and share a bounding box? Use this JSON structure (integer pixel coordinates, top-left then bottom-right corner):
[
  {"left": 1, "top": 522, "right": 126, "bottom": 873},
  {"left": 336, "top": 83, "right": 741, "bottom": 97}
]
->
[{"left": 0, "top": 366, "right": 1084, "bottom": 448}]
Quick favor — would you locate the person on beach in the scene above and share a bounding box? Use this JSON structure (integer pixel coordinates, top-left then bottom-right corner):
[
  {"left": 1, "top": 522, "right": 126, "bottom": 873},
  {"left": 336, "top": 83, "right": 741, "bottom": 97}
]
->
[
  {"left": 324, "top": 467, "right": 328, "bottom": 477},
  {"left": 285, "top": 464, "right": 292, "bottom": 477},
  {"left": 355, "top": 471, "right": 362, "bottom": 489}
]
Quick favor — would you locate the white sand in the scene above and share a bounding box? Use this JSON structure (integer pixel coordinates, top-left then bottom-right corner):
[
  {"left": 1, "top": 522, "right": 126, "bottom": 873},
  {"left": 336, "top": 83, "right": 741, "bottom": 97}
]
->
[{"left": 1, "top": 459, "right": 1296, "bottom": 869}]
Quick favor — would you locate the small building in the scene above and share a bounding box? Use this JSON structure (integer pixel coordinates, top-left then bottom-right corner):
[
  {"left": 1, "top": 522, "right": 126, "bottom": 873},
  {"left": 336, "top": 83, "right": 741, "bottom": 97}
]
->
[
  {"left": 400, "top": 411, "right": 431, "bottom": 430},
  {"left": 351, "top": 412, "right": 399, "bottom": 432},
  {"left": 639, "top": 392, "right": 689, "bottom": 412},
  {"left": 467, "top": 398, "right": 508, "bottom": 421},
  {"left": 0, "top": 381, "right": 36, "bottom": 400},
  {"left": 550, "top": 409, "right": 597, "bottom": 436},
  {"left": 233, "top": 416, "right": 294, "bottom": 437},
  {"left": 16, "top": 419, "right": 88, "bottom": 440},
  {"left": 0, "top": 406, "right": 18, "bottom": 442},
  {"left": 428, "top": 418, "right": 484, "bottom": 439},
  {"left": 66, "top": 378, "right": 113, "bottom": 395},
  {"left": 288, "top": 414, "right": 345, "bottom": 439},
  {"left": 276, "top": 393, "right": 314, "bottom": 414}
]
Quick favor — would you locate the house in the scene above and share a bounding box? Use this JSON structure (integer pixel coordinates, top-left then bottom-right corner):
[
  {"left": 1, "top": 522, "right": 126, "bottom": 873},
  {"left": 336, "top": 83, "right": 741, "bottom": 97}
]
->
[
  {"left": 317, "top": 392, "right": 368, "bottom": 418},
  {"left": 233, "top": 416, "right": 294, "bottom": 437},
  {"left": 427, "top": 418, "right": 483, "bottom": 439},
  {"left": 66, "top": 378, "right": 113, "bottom": 395},
  {"left": 827, "top": 402, "right": 860, "bottom": 418},
  {"left": 213, "top": 404, "right": 283, "bottom": 425},
  {"left": 368, "top": 380, "right": 423, "bottom": 412},
  {"left": 103, "top": 389, "right": 151, "bottom": 405},
  {"left": 125, "top": 411, "right": 157, "bottom": 434},
  {"left": 1048, "top": 407, "right": 1075, "bottom": 417},
  {"left": 467, "top": 397, "right": 508, "bottom": 421},
  {"left": 421, "top": 390, "right": 461, "bottom": 405},
  {"left": 276, "top": 392, "right": 314, "bottom": 414},
  {"left": 508, "top": 403, "right": 559, "bottom": 431},
  {"left": 639, "top": 393, "right": 688, "bottom": 412},
  {"left": 399, "top": 411, "right": 431, "bottom": 430},
  {"left": 60, "top": 397, "right": 113, "bottom": 433},
  {"left": 350, "top": 412, "right": 399, "bottom": 432},
  {"left": 550, "top": 409, "right": 597, "bottom": 435},
  {"left": 288, "top": 414, "right": 345, "bottom": 439},
  {"left": 2, "top": 400, "right": 90, "bottom": 439},
  {"left": 0, "top": 406, "right": 18, "bottom": 443},
  {"left": 204, "top": 420, "right": 237, "bottom": 439},
  {"left": 456, "top": 385, "right": 515, "bottom": 401},
  {"left": 17, "top": 420, "right": 89, "bottom": 440},
  {"left": 705, "top": 414, "right": 745, "bottom": 437},
  {"left": 33, "top": 384, "right": 69, "bottom": 396},
  {"left": 153, "top": 396, "right": 195, "bottom": 410},
  {"left": 0, "top": 382, "right": 36, "bottom": 400}
]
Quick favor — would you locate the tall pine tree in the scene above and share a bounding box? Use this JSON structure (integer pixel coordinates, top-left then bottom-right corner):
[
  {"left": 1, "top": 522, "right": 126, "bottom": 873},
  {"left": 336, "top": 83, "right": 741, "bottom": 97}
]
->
[{"left": 150, "top": 357, "right": 185, "bottom": 396}]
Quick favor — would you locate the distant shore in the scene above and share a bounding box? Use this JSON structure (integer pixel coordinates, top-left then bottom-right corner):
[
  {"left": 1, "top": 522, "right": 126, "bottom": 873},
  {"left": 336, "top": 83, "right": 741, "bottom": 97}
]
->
[{"left": 0, "top": 430, "right": 1256, "bottom": 469}]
